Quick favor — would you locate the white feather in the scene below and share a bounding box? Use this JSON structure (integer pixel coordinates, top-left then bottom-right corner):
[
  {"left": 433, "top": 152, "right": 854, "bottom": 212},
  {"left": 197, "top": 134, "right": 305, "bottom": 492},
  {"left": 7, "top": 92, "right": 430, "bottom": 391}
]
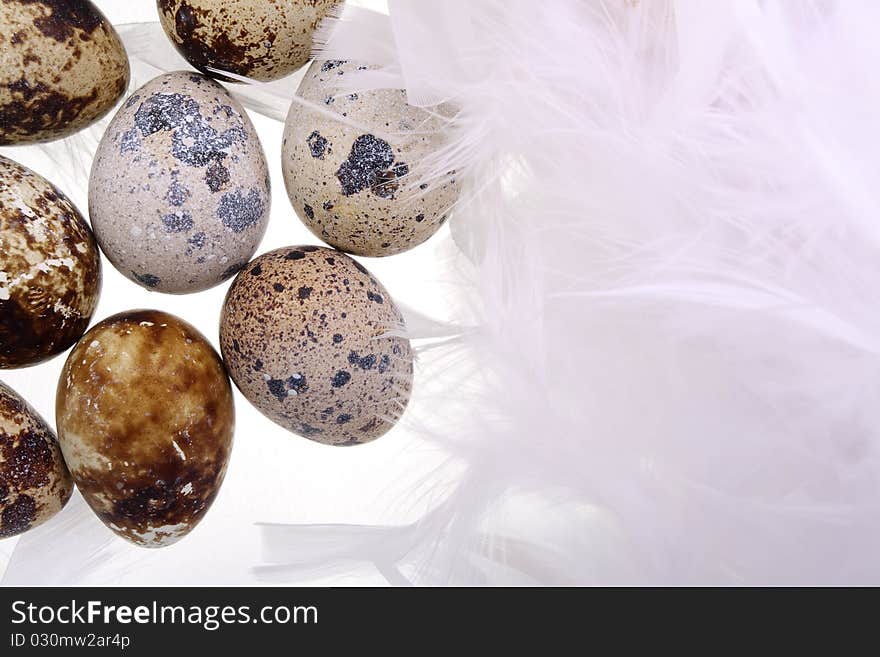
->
[{"left": 259, "top": 0, "right": 880, "bottom": 584}]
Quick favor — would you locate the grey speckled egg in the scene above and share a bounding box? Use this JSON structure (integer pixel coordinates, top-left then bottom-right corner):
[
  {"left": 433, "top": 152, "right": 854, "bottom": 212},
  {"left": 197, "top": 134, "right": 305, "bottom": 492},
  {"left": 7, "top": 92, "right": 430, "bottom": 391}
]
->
[
  {"left": 0, "top": 156, "right": 101, "bottom": 369},
  {"left": 0, "top": 380, "right": 73, "bottom": 539},
  {"left": 219, "top": 246, "right": 413, "bottom": 445},
  {"left": 157, "top": 0, "right": 341, "bottom": 82},
  {"left": 282, "top": 60, "right": 460, "bottom": 257},
  {"left": 0, "top": 0, "right": 129, "bottom": 145},
  {"left": 89, "top": 71, "right": 270, "bottom": 294}
]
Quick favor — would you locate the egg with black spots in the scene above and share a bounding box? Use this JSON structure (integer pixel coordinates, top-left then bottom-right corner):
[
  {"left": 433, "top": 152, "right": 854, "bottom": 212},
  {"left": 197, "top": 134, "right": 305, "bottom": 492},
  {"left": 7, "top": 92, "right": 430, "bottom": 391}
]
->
[
  {"left": 0, "top": 156, "right": 101, "bottom": 369},
  {"left": 282, "top": 60, "right": 460, "bottom": 257},
  {"left": 219, "top": 246, "right": 413, "bottom": 445},
  {"left": 89, "top": 72, "right": 270, "bottom": 293},
  {"left": 0, "top": 380, "right": 73, "bottom": 539},
  {"left": 157, "top": 0, "right": 341, "bottom": 82},
  {"left": 56, "top": 310, "right": 235, "bottom": 547},
  {"left": 0, "top": 0, "right": 129, "bottom": 145}
]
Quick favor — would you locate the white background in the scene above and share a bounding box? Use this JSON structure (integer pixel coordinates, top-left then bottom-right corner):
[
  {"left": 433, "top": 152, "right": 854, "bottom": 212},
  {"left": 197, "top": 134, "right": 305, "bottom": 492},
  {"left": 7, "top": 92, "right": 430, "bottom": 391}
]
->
[{"left": 0, "top": 0, "right": 459, "bottom": 585}]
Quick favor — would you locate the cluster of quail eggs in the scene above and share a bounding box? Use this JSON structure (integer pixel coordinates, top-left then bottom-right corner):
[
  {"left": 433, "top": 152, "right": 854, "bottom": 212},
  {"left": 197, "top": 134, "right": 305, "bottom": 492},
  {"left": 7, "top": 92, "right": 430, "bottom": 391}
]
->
[{"left": 0, "top": 1, "right": 458, "bottom": 547}]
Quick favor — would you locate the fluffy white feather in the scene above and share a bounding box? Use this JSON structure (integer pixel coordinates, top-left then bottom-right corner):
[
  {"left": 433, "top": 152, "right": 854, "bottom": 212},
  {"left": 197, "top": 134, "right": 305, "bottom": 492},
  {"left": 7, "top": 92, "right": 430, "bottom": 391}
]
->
[{"left": 259, "top": 0, "right": 880, "bottom": 584}]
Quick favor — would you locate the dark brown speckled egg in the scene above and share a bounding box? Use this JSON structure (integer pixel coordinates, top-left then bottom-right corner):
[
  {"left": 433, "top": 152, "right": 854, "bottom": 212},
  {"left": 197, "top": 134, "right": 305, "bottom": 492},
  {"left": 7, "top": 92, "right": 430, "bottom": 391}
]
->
[
  {"left": 0, "top": 380, "right": 73, "bottom": 539},
  {"left": 157, "top": 0, "right": 341, "bottom": 82},
  {"left": 0, "top": 0, "right": 129, "bottom": 145},
  {"left": 220, "top": 246, "right": 413, "bottom": 446},
  {"left": 56, "top": 310, "right": 234, "bottom": 548},
  {"left": 0, "top": 156, "right": 101, "bottom": 369}
]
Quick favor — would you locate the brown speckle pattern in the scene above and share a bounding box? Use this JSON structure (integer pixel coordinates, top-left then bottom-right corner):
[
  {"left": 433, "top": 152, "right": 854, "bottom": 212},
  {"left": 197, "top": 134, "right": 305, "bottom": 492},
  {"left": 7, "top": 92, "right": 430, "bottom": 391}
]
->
[
  {"left": 89, "top": 72, "right": 270, "bottom": 294},
  {"left": 0, "top": 156, "right": 101, "bottom": 369},
  {"left": 0, "top": 0, "right": 129, "bottom": 145},
  {"left": 0, "top": 380, "right": 73, "bottom": 539},
  {"left": 219, "top": 246, "right": 413, "bottom": 445},
  {"left": 157, "top": 0, "right": 341, "bottom": 83},
  {"left": 282, "top": 60, "right": 460, "bottom": 257},
  {"left": 55, "top": 310, "right": 235, "bottom": 547}
]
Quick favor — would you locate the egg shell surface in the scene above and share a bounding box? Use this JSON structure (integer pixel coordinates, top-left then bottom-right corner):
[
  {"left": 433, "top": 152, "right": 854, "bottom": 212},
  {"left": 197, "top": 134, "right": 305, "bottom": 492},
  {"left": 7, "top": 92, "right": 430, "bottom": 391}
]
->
[
  {"left": 56, "top": 309, "right": 234, "bottom": 548},
  {"left": 0, "top": 380, "right": 73, "bottom": 539},
  {"left": 282, "top": 60, "right": 460, "bottom": 257},
  {"left": 157, "top": 0, "right": 341, "bottom": 82},
  {"left": 89, "top": 71, "right": 270, "bottom": 294},
  {"left": 0, "top": 0, "right": 129, "bottom": 145},
  {"left": 0, "top": 155, "right": 101, "bottom": 369},
  {"left": 219, "top": 245, "right": 413, "bottom": 445}
]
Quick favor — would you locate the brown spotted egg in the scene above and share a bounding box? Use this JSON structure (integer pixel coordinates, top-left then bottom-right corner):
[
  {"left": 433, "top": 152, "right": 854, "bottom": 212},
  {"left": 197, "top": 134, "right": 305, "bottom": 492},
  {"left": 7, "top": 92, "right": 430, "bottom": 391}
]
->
[
  {"left": 0, "top": 0, "right": 129, "bottom": 145},
  {"left": 157, "top": 0, "right": 341, "bottom": 82},
  {"left": 282, "top": 60, "right": 460, "bottom": 257},
  {"left": 0, "top": 156, "right": 101, "bottom": 369},
  {"left": 56, "top": 310, "right": 234, "bottom": 548},
  {"left": 0, "top": 380, "right": 73, "bottom": 539},
  {"left": 219, "top": 246, "right": 413, "bottom": 445},
  {"left": 89, "top": 71, "right": 270, "bottom": 294}
]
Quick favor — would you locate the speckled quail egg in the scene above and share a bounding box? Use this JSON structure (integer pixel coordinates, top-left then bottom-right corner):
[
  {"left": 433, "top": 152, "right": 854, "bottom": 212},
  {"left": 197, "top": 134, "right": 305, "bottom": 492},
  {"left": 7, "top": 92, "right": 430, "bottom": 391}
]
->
[
  {"left": 56, "top": 309, "right": 234, "bottom": 548},
  {"left": 0, "top": 0, "right": 129, "bottom": 145},
  {"left": 219, "top": 246, "right": 413, "bottom": 445},
  {"left": 0, "top": 156, "right": 101, "bottom": 369},
  {"left": 157, "top": 0, "right": 341, "bottom": 82},
  {"left": 89, "top": 71, "right": 271, "bottom": 294},
  {"left": 282, "top": 60, "right": 460, "bottom": 257},
  {"left": 0, "top": 380, "right": 73, "bottom": 539}
]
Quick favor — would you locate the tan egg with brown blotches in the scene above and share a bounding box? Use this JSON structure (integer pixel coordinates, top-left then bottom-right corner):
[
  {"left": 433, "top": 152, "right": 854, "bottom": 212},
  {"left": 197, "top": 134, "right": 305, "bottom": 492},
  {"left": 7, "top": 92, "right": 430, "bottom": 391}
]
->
[
  {"left": 0, "top": 380, "right": 73, "bottom": 539},
  {"left": 282, "top": 60, "right": 460, "bottom": 257},
  {"left": 157, "top": 0, "right": 341, "bottom": 82},
  {"left": 219, "top": 246, "right": 413, "bottom": 446},
  {"left": 0, "top": 156, "right": 101, "bottom": 369},
  {"left": 56, "top": 310, "right": 234, "bottom": 548},
  {"left": 0, "top": 0, "right": 129, "bottom": 145}
]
